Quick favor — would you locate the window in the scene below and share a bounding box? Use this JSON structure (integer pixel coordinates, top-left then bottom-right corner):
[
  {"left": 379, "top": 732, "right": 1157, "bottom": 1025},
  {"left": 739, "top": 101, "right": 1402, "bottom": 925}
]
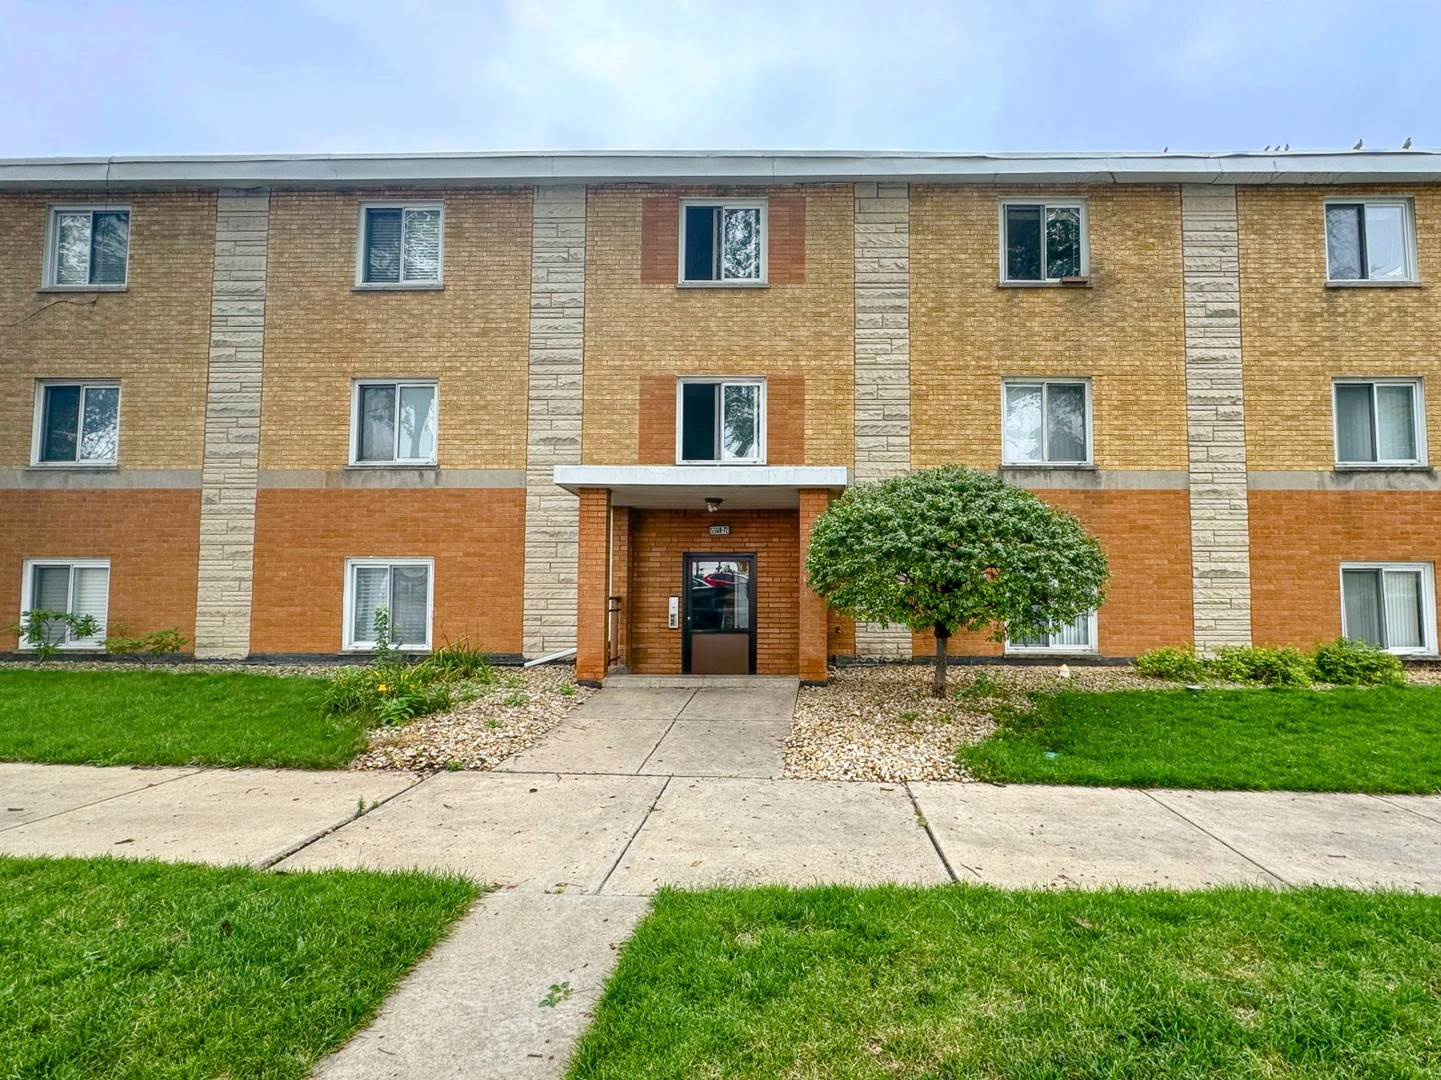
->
[
  {"left": 679, "top": 200, "right": 765, "bottom": 284},
  {"left": 344, "top": 559, "right": 433, "bottom": 650},
  {"left": 33, "top": 382, "right": 120, "bottom": 465},
  {"left": 1002, "top": 379, "right": 1091, "bottom": 465},
  {"left": 20, "top": 559, "right": 109, "bottom": 649},
  {"left": 45, "top": 207, "right": 130, "bottom": 288},
  {"left": 1007, "top": 611, "right": 1097, "bottom": 654},
  {"left": 1001, "top": 200, "right": 1087, "bottom": 282},
  {"left": 677, "top": 379, "right": 764, "bottom": 463},
  {"left": 351, "top": 381, "right": 438, "bottom": 465},
  {"left": 1333, "top": 379, "right": 1424, "bottom": 466},
  {"left": 1325, "top": 200, "right": 1416, "bottom": 283},
  {"left": 357, "top": 203, "right": 443, "bottom": 286},
  {"left": 1340, "top": 563, "right": 1435, "bottom": 654}
]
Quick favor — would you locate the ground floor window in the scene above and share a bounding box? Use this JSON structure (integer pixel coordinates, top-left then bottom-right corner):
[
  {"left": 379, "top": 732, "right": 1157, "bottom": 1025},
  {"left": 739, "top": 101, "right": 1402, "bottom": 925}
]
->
[
  {"left": 344, "top": 558, "right": 433, "bottom": 650},
  {"left": 20, "top": 559, "right": 109, "bottom": 648},
  {"left": 1006, "top": 611, "right": 1097, "bottom": 654},
  {"left": 1340, "top": 563, "right": 1436, "bottom": 654}
]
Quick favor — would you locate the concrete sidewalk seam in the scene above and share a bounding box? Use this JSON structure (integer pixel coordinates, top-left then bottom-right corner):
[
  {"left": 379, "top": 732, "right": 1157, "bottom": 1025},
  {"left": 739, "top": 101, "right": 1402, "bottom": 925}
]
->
[
  {"left": 1141, "top": 790, "right": 1291, "bottom": 888},
  {"left": 634, "top": 713, "right": 684, "bottom": 776},
  {"left": 1370, "top": 793, "right": 1441, "bottom": 826},
  {"left": 903, "top": 781, "right": 971, "bottom": 884},
  {"left": 254, "top": 772, "right": 429, "bottom": 871},
  {"left": 595, "top": 774, "right": 672, "bottom": 895},
  {"left": 0, "top": 766, "right": 203, "bottom": 835}
]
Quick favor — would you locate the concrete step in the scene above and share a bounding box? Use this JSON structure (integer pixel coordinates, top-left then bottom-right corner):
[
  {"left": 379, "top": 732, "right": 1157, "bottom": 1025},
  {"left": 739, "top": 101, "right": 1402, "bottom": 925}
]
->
[{"left": 602, "top": 674, "right": 800, "bottom": 689}]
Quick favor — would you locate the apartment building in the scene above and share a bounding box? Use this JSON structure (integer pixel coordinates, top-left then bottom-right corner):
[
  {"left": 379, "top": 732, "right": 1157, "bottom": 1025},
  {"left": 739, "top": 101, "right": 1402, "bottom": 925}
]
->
[{"left": 2, "top": 151, "right": 1438, "bottom": 684}]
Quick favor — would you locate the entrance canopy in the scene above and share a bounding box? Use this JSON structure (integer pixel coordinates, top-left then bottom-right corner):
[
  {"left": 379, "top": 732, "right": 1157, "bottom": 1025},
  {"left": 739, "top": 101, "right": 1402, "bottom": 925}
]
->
[{"left": 553, "top": 465, "right": 850, "bottom": 509}]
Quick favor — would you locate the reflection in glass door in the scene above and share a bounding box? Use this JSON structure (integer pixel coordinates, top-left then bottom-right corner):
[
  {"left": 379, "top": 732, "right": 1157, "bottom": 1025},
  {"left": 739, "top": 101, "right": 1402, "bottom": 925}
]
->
[{"left": 682, "top": 553, "right": 756, "bottom": 675}]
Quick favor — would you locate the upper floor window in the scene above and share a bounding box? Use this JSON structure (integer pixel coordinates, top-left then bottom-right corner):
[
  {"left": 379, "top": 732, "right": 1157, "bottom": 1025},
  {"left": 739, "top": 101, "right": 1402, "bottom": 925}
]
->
[
  {"left": 1002, "top": 379, "right": 1091, "bottom": 465},
  {"left": 33, "top": 381, "right": 119, "bottom": 466},
  {"left": 1325, "top": 200, "right": 1416, "bottom": 283},
  {"left": 1006, "top": 611, "right": 1097, "bottom": 654},
  {"left": 678, "top": 379, "right": 764, "bottom": 463},
  {"left": 680, "top": 200, "right": 765, "bottom": 284},
  {"left": 1334, "top": 379, "right": 1424, "bottom": 466},
  {"left": 351, "top": 381, "right": 437, "bottom": 465},
  {"left": 20, "top": 559, "right": 110, "bottom": 649},
  {"left": 45, "top": 207, "right": 129, "bottom": 288},
  {"left": 345, "top": 558, "right": 433, "bottom": 650},
  {"left": 1001, "top": 200, "right": 1087, "bottom": 283},
  {"left": 1341, "top": 563, "right": 1435, "bottom": 654},
  {"left": 357, "top": 203, "right": 442, "bottom": 287}
]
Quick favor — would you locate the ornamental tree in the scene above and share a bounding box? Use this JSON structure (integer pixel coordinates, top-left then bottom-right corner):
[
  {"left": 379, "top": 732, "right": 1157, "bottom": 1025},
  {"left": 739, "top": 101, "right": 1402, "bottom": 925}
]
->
[{"left": 806, "top": 465, "right": 1110, "bottom": 697}]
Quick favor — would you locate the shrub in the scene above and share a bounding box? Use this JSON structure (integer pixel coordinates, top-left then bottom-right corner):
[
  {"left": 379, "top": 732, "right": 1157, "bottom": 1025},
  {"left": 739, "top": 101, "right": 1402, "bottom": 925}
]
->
[
  {"left": 1134, "top": 645, "right": 1206, "bottom": 682},
  {"left": 1312, "top": 637, "right": 1405, "bottom": 686},
  {"left": 1207, "top": 645, "right": 1314, "bottom": 687},
  {"left": 414, "top": 639, "right": 494, "bottom": 684},
  {"left": 104, "top": 626, "right": 188, "bottom": 656},
  {"left": 7, "top": 609, "right": 100, "bottom": 659}
]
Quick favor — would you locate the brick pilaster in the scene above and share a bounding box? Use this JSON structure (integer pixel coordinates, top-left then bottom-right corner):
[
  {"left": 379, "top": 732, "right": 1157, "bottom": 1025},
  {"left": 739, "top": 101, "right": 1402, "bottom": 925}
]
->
[
  {"left": 798, "top": 489, "right": 831, "bottom": 684},
  {"left": 575, "top": 487, "right": 611, "bottom": 684}
]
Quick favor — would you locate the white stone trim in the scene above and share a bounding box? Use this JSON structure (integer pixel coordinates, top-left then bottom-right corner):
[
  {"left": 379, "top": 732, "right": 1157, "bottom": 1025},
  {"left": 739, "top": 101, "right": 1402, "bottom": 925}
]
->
[
  {"left": 1181, "top": 184, "right": 1253, "bottom": 650},
  {"left": 853, "top": 181, "right": 913, "bottom": 658},
  {"left": 193, "top": 190, "right": 268, "bottom": 659},
  {"left": 523, "top": 185, "right": 586, "bottom": 658}
]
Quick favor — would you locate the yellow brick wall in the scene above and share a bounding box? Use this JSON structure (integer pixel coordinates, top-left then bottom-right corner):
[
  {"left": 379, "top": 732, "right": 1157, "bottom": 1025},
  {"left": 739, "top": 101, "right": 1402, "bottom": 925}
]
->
[
  {"left": 581, "top": 184, "right": 855, "bottom": 466},
  {"left": 910, "top": 185, "right": 1188, "bottom": 470},
  {"left": 0, "top": 192, "right": 216, "bottom": 469},
  {"left": 1237, "top": 184, "right": 1441, "bottom": 470},
  {"left": 259, "top": 188, "right": 532, "bottom": 470}
]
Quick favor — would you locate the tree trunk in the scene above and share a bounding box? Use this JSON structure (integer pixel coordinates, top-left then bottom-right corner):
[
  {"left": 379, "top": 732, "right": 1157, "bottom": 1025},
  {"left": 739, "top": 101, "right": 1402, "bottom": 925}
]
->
[{"left": 933, "top": 626, "right": 950, "bottom": 698}]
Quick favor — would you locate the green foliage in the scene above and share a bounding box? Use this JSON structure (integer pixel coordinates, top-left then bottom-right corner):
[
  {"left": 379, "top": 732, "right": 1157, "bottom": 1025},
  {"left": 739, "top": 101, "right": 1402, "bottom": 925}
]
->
[
  {"left": 805, "top": 466, "right": 1110, "bottom": 641},
  {"left": 412, "top": 638, "right": 494, "bottom": 684},
  {"left": 1132, "top": 645, "right": 1207, "bottom": 682},
  {"left": 8, "top": 609, "right": 101, "bottom": 658},
  {"left": 1313, "top": 636, "right": 1406, "bottom": 686},
  {"left": 1208, "top": 644, "right": 1314, "bottom": 687},
  {"left": 103, "top": 624, "right": 189, "bottom": 656}
]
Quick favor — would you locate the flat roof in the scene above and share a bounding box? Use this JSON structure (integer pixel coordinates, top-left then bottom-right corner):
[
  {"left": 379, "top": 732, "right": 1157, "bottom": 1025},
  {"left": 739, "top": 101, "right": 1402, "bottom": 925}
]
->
[{"left": 2, "top": 149, "right": 1440, "bottom": 190}]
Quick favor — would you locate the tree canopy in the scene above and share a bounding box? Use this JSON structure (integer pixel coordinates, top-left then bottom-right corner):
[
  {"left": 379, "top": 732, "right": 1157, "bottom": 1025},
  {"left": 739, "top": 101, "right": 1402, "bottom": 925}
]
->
[{"left": 806, "top": 466, "right": 1110, "bottom": 695}]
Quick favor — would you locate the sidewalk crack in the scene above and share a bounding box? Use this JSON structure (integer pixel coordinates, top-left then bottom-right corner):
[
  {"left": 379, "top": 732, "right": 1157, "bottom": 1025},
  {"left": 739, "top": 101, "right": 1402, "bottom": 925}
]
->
[
  {"left": 904, "top": 782, "right": 973, "bottom": 883},
  {"left": 1141, "top": 789, "right": 1292, "bottom": 887},
  {"left": 594, "top": 775, "right": 671, "bottom": 895}
]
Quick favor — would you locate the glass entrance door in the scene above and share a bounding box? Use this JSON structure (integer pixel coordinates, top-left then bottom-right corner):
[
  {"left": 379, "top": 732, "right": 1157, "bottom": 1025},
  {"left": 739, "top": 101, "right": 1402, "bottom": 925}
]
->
[{"left": 682, "top": 553, "right": 756, "bottom": 675}]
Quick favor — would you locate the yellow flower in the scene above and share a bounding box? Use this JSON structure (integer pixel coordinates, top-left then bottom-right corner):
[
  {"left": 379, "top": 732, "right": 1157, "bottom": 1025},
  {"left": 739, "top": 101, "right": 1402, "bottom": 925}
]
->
[{"left": 377, "top": 683, "right": 388, "bottom": 693}]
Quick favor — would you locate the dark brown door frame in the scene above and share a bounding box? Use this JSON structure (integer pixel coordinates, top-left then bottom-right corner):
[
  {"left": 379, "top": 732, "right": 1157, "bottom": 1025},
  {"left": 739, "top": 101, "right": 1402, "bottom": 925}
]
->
[{"left": 681, "top": 551, "right": 758, "bottom": 675}]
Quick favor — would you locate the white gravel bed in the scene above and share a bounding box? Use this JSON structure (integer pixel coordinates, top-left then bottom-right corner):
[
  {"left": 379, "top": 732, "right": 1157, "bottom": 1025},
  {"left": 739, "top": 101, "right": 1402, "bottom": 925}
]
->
[{"left": 350, "top": 665, "right": 593, "bottom": 772}]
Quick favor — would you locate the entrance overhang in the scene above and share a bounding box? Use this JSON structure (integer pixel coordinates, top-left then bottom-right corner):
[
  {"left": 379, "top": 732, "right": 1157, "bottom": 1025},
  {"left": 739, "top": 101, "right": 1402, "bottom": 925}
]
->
[{"left": 553, "top": 465, "right": 850, "bottom": 509}]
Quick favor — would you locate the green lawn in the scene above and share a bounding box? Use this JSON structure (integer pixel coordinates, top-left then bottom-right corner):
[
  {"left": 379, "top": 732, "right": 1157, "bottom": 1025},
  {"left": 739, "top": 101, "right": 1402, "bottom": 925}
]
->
[
  {"left": 0, "top": 856, "right": 478, "bottom": 1080},
  {"left": 957, "top": 686, "right": 1441, "bottom": 793},
  {"left": 0, "top": 669, "right": 364, "bottom": 769},
  {"left": 569, "top": 884, "right": 1441, "bottom": 1079}
]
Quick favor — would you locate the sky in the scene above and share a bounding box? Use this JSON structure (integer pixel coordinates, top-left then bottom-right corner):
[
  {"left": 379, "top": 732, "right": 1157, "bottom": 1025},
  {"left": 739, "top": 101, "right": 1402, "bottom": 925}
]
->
[{"left": 1, "top": 0, "right": 1437, "bottom": 158}]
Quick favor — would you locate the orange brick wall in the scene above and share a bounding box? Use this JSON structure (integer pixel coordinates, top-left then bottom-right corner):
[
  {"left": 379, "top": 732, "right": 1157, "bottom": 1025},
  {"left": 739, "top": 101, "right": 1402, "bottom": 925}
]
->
[
  {"left": 626, "top": 508, "right": 800, "bottom": 675},
  {"left": 639, "top": 193, "right": 806, "bottom": 285},
  {"left": 636, "top": 374, "right": 806, "bottom": 465},
  {"left": 0, "top": 491, "right": 200, "bottom": 649},
  {"left": 1249, "top": 490, "right": 1441, "bottom": 648},
  {"left": 250, "top": 489, "right": 524, "bottom": 655},
  {"left": 911, "top": 489, "right": 1194, "bottom": 658},
  {"left": 575, "top": 488, "right": 612, "bottom": 683}
]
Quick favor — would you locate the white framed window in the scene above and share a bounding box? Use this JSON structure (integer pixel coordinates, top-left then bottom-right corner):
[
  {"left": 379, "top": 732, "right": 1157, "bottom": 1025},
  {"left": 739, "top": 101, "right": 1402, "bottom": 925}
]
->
[
  {"left": 32, "top": 381, "right": 120, "bottom": 466},
  {"left": 1002, "top": 379, "right": 1091, "bottom": 465},
  {"left": 1006, "top": 611, "right": 1098, "bottom": 654},
  {"left": 1000, "top": 199, "right": 1088, "bottom": 283},
  {"left": 679, "top": 199, "right": 766, "bottom": 285},
  {"left": 1333, "top": 379, "right": 1425, "bottom": 466},
  {"left": 356, "top": 203, "right": 443, "bottom": 287},
  {"left": 1340, "top": 563, "right": 1436, "bottom": 655},
  {"left": 677, "top": 378, "right": 765, "bottom": 463},
  {"left": 1325, "top": 199, "right": 1417, "bottom": 283},
  {"left": 19, "top": 559, "right": 110, "bottom": 649},
  {"left": 44, "top": 206, "right": 130, "bottom": 288},
  {"left": 343, "top": 558, "right": 434, "bottom": 651},
  {"left": 350, "top": 381, "right": 438, "bottom": 465}
]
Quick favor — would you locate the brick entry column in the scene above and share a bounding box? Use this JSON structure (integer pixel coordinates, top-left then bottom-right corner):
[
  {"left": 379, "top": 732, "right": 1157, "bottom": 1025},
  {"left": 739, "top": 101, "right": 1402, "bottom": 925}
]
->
[
  {"left": 575, "top": 487, "right": 612, "bottom": 684},
  {"left": 797, "top": 489, "right": 831, "bottom": 685}
]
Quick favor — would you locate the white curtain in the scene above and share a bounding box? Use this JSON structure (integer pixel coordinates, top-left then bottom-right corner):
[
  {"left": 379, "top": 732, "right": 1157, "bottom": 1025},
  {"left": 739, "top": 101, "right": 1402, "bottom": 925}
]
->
[
  {"left": 1342, "top": 570, "right": 1383, "bottom": 646},
  {"left": 1046, "top": 383, "right": 1088, "bottom": 462},
  {"left": 1375, "top": 385, "right": 1416, "bottom": 461},
  {"left": 397, "top": 385, "right": 437, "bottom": 461},
  {"left": 390, "top": 565, "right": 430, "bottom": 646},
  {"left": 1364, "top": 204, "right": 1407, "bottom": 280},
  {"left": 358, "top": 384, "right": 396, "bottom": 461},
  {"left": 72, "top": 567, "right": 109, "bottom": 639},
  {"left": 1004, "top": 384, "right": 1044, "bottom": 463},
  {"left": 1383, "top": 570, "right": 1423, "bottom": 650}
]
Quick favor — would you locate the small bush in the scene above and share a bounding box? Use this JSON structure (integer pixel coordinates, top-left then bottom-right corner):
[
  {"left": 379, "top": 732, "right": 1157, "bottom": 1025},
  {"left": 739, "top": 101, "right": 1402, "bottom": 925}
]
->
[
  {"left": 1208, "top": 645, "right": 1314, "bottom": 687},
  {"left": 1134, "top": 646, "right": 1206, "bottom": 682},
  {"left": 104, "top": 626, "right": 188, "bottom": 656},
  {"left": 1313, "top": 637, "right": 1405, "bottom": 686},
  {"left": 414, "top": 639, "right": 494, "bottom": 684}
]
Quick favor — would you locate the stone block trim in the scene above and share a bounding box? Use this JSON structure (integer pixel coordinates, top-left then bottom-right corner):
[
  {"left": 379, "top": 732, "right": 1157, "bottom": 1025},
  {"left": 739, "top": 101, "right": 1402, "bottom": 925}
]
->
[
  {"left": 1181, "top": 184, "right": 1253, "bottom": 650},
  {"left": 524, "top": 185, "right": 587, "bottom": 657},
  {"left": 194, "top": 190, "right": 269, "bottom": 658},
  {"left": 853, "top": 182, "right": 913, "bottom": 658}
]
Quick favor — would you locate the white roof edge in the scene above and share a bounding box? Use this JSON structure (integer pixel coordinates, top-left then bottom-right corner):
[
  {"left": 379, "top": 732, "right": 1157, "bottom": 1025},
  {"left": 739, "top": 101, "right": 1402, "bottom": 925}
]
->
[
  {"left": 3, "top": 150, "right": 1441, "bottom": 190},
  {"left": 553, "top": 465, "right": 851, "bottom": 490}
]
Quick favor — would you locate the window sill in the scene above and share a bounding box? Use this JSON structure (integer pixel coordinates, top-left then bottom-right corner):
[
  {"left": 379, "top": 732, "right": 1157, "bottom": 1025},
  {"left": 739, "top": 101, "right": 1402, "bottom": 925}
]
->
[
  {"left": 675, "top": 460, "right": 769, "bottom": 467},
  {"left": 1000, "top": 462, "right": 1096, "bottom": 470},
  {"left": 1004, "top": 649, "right": 1098, "bottom": 657},
  {"left": 1325, "top": 280, "right": 1422, "bottom": 289},
  {"left": 997, "top": 280, "right": 1092, "bottom": 289},
  {"left": 1332, "top": 464, "right": 1432, "bottom": 472},
  {"left": 27, "top": 463, "right": 118, "bottom": 471},
  {"left": 352, "top": 283, "right": 444, "bottom": 292},
  {"left": 345, "top": 462, "right": 440, "bottom": 470},
  {"left": 343, "top": 645, "right": 432, "bottom": 654},
  {"left": 676, "top": 280, "right": 769, "bottom": 290},
  {"left": 36, "top": 284, "right": 127, "bottom": 293}
]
